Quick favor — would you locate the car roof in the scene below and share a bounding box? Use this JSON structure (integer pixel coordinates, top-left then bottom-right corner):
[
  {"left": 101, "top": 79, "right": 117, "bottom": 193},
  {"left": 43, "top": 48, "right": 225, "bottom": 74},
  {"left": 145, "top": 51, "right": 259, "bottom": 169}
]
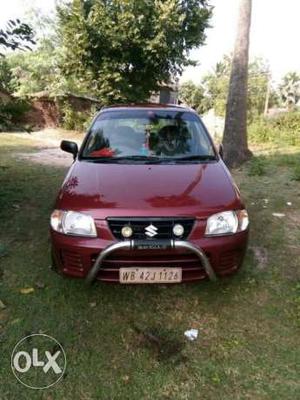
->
[{"left": 100, "top": 103, "right": 195, "bottom": 113}]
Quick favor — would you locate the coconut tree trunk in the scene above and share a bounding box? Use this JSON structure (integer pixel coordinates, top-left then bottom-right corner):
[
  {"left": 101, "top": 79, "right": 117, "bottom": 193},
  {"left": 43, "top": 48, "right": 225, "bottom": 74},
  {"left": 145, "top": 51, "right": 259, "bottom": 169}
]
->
[
  {"left": 222, "top": 0, "right": 253, "bottom": 168},
  {"left": 264, "top": 75, "right": 271, "bottom": 116}
]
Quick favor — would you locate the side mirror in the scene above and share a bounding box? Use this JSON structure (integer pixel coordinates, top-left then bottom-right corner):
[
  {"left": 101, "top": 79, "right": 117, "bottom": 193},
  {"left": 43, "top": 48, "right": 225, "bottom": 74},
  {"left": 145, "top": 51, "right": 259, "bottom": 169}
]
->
[
  {"left": 60, "top": 140, "right": 78, "bottom": 160},
  {"left": 218, "top": 143, "right": 224, "bottom": 159}
]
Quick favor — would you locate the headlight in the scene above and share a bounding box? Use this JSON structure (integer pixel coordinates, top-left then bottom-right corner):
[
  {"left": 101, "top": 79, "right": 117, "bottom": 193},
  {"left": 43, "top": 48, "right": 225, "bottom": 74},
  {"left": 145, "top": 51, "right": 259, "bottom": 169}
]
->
[
  {"left": 50, "top": 210, "right": 97, "bottom": 237},
  {"left": 205, "top": 210, "right": 249, "bottom": 236}
]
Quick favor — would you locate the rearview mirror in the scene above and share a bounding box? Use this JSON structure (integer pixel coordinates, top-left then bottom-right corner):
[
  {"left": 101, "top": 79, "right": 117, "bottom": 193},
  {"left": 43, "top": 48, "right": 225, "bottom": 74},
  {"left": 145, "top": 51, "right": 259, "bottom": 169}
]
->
[
  {"left": 60, "top": 140, "right": 78, "bottom": 160},
  {"left": 218, "top": 143, "right": 224, "bottom": 159}
]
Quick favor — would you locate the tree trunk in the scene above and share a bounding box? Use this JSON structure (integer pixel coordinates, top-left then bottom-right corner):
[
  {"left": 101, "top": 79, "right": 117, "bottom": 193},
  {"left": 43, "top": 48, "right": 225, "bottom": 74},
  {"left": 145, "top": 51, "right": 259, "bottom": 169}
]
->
[
  {"left": 222, "top": 0, "right": 253, "bottom": 168},
  {"left": 264, "top": 77, "right": 271, "bottom": 117}
]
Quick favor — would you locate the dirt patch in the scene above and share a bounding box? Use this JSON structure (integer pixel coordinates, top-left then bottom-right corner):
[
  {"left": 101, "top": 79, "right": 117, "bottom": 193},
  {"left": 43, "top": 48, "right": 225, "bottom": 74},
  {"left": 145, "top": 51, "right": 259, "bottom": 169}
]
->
[
  {"left": 20, "top": 93, "right": 101, "bottom": 129},
  {"left": 12, "top": 128, "right": 82, "bottom": 147},
  {"left": 17, "top": 148, "right": 74, "bottom": 167},
  {"left": 133, "top": 324, "right": 187, "bottom": 363},
  {"left": 250, "top": 246, "right": 268, "bottom": 270},
  {"left": 12, "top": 129, "right": 82, "bottom": 167},
  {"left": 21, "top": 100, "right": 60, "bottom": 129},
  {"left": 285, "top": 211, "right": 300, "bottom": 250},
  {"left": 283, "top": 211, "right": 300, "bottom": 280},
  {"left": 287, "top": 210, "right": 300, "bottom": 225}
]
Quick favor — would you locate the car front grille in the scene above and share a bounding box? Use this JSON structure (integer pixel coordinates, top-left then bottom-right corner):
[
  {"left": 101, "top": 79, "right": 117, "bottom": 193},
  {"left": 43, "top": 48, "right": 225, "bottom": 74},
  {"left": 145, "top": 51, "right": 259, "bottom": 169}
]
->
[{"left": 107, "top": 217, "right": 195, "bottom": 240}]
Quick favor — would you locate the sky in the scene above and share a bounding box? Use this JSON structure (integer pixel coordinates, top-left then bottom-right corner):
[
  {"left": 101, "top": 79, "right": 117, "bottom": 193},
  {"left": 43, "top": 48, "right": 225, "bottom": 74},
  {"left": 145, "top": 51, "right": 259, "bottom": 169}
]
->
[{"left": 1, "top": 0, "right": 300, "bottom": 84}]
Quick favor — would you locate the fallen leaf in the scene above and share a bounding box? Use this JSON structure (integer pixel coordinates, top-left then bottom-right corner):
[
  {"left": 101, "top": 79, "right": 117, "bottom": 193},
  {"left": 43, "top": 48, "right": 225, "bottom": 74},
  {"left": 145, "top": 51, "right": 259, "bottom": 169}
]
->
[
  {"left": 20, "top": 287, "right": 34, "bottom": 295},
  {"left": 0, "top": 300, "right": 6, "bottom": 310},
  {"left": 89, "top": 302, "right": 97, "bottom": 308}
]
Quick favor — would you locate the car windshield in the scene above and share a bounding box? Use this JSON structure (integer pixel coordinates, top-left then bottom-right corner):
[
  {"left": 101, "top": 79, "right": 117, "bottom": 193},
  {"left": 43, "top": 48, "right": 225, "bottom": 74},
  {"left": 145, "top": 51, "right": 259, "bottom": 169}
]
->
[{"left": 81, "top": 109, "right": 216, "bottom": 163}]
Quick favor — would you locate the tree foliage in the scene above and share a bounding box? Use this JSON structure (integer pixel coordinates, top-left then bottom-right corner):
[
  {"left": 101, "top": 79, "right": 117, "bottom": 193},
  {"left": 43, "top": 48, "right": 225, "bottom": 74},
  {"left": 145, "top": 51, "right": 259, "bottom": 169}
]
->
[
  {"left": 201, "top": 55, "right": 232, "bottom": 116},
  {"left": 57, "top": 0, "right": 212, "bottom": 103},
  {"left": 279, "top": 72, "right": 300, "bottom": 109},
  {"left": 0, "top": 19, "right": 35, "bottom": 131},
  {"left": 7, "top": 41, "right": 57, "bottom": 95},
  {"left": 178, "top": 55, "right": 276, "bottom": 119},
  {"left": 7, "top": 39, "right": 81, "bottom": 96},
  {"left": 3, "top": 11, "right": 83, "bottom": 97},
  {"left": 0, "top": 19, "right": 35, "bottom": 56},
  {"left": 0, "top": 58, "right": 13, "bottom": 92},
  {"left": 201, "top": 55, "right": 274, "bottom": 119},
  {"left": 179, "top": 80, "right": 205, "bottom": 113}
]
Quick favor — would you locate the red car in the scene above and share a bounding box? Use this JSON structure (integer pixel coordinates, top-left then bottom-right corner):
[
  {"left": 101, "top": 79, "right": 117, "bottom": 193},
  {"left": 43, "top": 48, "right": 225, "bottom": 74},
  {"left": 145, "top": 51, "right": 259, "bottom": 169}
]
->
[{"left": 50, "top": 104, "right": 249, "bottom": 284}]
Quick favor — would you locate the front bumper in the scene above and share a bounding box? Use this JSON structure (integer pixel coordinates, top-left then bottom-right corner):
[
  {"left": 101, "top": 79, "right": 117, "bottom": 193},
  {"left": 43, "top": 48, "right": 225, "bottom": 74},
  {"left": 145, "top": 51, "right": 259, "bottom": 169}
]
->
[
  {"left": 86, "top": 239, "right": 217, "bottom": 284},
  {"left": 51, "top": 225, "right": 248, "bottom": 283}
]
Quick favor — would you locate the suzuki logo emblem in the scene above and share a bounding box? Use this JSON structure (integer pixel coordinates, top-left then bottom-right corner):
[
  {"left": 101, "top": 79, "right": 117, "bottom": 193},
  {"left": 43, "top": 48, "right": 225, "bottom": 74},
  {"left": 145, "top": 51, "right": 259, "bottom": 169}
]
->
[{"left": 145, "top": 224, "right": 158, "bottom": 237}]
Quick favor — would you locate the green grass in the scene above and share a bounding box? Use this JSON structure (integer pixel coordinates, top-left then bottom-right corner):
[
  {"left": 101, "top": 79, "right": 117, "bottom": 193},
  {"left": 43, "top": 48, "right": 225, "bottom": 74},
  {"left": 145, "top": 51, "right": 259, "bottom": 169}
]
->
[
  {"left": 0, "top": 132, "right": 300, "bottom": 399},
  {"left": 247, "top": 157, "right": 267, "bottom": 176}
]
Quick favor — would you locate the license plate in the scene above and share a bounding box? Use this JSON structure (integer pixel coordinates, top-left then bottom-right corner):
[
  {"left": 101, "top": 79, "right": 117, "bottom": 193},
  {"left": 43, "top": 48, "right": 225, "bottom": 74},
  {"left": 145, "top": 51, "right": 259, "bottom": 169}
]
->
[{"left": 119, "top": 267, "right": 182, "bottom": 284}]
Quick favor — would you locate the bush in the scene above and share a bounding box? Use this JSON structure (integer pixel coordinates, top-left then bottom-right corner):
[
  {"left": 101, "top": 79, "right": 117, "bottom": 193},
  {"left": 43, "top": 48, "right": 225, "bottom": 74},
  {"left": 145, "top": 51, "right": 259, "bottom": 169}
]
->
[
  {"left": 0, "top": 98, "right": 30, "bottom": 131},
  {"left": 248, "top": 118, "right": 272, "bottom": 143},
  {"left": 60, "top": 101, "right": 95, "bottom": 132},
  {"left": 247, "top": 157, "right": 266, "bottom": 176},
  {"left": 249, "top": 112, "right": 300, "bottom": 146},
  {"left": 292, "top": 164, "right": 300, "bottom": 181}
]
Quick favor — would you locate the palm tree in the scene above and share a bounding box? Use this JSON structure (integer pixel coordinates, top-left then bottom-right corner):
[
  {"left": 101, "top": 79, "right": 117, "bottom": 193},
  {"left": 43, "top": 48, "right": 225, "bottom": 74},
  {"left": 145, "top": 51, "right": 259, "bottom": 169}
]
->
[{"left": 222, "top": 0, "right": 253, "bottom": 168}]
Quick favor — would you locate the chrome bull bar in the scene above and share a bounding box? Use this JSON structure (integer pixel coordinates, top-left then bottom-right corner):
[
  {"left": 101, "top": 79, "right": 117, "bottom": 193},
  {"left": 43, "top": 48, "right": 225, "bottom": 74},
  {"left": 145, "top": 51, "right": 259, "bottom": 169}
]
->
[{"left": 85, "top": 239, "right": 217, "bottom": 284}]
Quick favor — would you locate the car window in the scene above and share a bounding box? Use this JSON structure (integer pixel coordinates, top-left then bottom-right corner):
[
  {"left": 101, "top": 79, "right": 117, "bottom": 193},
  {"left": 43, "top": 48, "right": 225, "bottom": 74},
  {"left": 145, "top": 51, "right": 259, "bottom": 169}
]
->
[{"left": 82, "top": 110, "right": 215, "bottom": 160}]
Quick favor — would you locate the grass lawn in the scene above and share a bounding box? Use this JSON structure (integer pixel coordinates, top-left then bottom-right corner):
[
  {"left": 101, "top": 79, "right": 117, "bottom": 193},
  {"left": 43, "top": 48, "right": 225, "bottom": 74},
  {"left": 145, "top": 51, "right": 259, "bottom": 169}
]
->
[{"left": 0, "top": 131, "right": 300, "bottom": 399}]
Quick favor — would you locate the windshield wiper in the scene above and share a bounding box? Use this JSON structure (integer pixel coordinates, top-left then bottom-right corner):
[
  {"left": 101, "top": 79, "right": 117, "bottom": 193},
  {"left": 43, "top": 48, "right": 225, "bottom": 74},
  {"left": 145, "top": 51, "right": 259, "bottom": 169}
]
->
[
  {"left": 84, "top": 154, "right": 217, "bottom": 164},
  {"left": 85, "top": 155, "right": 162, "bottom": 163},
  {"left": 172, "top": 155, "right": 217, "bottom": 162},
  {"left": 113, "top": 155, "right": 161, "bottom": 162}
]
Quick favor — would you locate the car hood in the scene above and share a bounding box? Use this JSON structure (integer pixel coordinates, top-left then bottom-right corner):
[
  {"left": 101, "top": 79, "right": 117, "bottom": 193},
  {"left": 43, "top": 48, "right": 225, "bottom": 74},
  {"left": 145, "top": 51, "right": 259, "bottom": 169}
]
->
[{"left": 56, "top": 160, "right": 243, "bottom": 219}]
